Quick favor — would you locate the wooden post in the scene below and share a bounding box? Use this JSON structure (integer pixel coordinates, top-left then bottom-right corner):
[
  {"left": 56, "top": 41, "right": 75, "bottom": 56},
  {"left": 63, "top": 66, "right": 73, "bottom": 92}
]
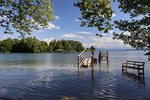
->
[
  {"left": 99, "top": 51, "right": 101, "bottom": 62},
  {"left": 98, "top": 51, "right": 100, "bottom": 62},
  {"left": 78, "top": 56, "right": 79, "bottom": 67},
  {"left": 143, "top": 62, "right": 145, "bottom": 73},
  {"left": 91, "top": 60, "right": 94, "bottom": 84},
  {"left": 126, "top": 61, "right": 128, "bottom": 71},
  {"left": 91, "top": 49, "right": 94, "bottom": 65},
  {"left": 107, "top": 52, "right": 108, "bottom": 62},
  {"left": 92, "top": 50, "right": 94, "bottom": 58},
  {"left": 122, "top": 63, "right": 124, "bottom": 72}
]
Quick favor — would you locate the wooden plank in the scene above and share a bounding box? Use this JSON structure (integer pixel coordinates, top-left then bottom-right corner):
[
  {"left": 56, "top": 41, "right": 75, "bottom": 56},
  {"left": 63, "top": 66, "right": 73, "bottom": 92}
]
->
[
  {"left": 127, "top": 60, "right": 145, "bottom": 63},
  {"left": 87, "top": 58, "right": 91, "bottom": 67},
  {"left": 77, "top": 51, "right": 85, "bottom": 67},
  {"left": 81, "top": 58, "right": 91, "bottom": 67},
  {"left": 122, "top": 66, "right": 144, "bottom": 70},
  {"left": 77, "top": 51, "right": 84, "bottom": 57},
  {"left": 83, "top": 58, "right": 88, "bottom": 65},
  {"left": 124, "top": 63, "right": 144, "bottom": 66}
]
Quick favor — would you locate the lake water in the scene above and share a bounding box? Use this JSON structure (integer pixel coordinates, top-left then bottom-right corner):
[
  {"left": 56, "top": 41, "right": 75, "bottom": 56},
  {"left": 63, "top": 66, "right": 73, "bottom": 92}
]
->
[{"left": 0, "top": 51, "right": 150, "bottom": 100}]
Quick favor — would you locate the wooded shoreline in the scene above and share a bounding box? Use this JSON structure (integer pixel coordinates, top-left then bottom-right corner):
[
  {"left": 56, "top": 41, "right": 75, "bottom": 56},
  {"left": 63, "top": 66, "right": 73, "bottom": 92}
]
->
[{"left": 0, "top": 37, "right": 84, "bottom": 53}]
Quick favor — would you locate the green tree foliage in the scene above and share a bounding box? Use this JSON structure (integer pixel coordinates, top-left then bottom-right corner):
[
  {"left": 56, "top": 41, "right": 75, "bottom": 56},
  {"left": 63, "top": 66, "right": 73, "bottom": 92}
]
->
[
  {"left": 113, "top": 0, "right": 150, "bottom": 53},
  {"left": 74, "top": 0, "right": 114, "bottom": 37},
  {"left": 0, "top": 38, "right": 14, "bottom": 53},
  {"left": 90, "top": 45, "right": 94, "bottom": 50},
  {"left": 0, "top": 37, "right": 49, "bottom": 53},
  {"left": 85, "top": 46, "right": 95, "bottom": 51},
  {"left": 0, "top": 0, "right": 54, "bottom": 37},
  {"left": 50, "top": 40, "right": 84, "bottom": 52},
  {"left": 0, "top": 38, "right": 84, "bottom": 53}
]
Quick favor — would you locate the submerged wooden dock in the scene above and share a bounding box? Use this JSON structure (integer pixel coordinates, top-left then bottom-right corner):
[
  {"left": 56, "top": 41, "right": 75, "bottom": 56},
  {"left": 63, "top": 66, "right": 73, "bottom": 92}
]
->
[
  {"left": 77, "top": 50, "right": 109, "bottom": 67},
  {"left": 77, "top": 51, "right": 92, "bottom": 67}
]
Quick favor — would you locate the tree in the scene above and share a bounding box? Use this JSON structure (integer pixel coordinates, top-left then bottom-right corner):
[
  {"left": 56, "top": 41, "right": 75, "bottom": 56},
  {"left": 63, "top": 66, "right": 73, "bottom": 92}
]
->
[
  {"left": 113, "top": 0, "right": 150, "bottom": 54},
  {"left": 74, "top": 0, "right": 115, "bottom": 37},
  {"left": 0, "top": 0, "right": 54, "bottom": 37},
  {"left": 0, "top": 38, "right": 14, "bottom": 53},
  {"left": 40, "top": 41, "right": 49, "bottom": 52},
  {"left": 54, "top": 40, "right": 63, "bottom": 50},
  {"left": 75, "top": 41, "right": 84, "bottom": 52},
  {"left": 62, "top": 40, "right": 70, "bottom": 52},
  {"left": 48, "top": 45, "right": 53, "bottom": 52},
  {"left": 90, "top": 46, "right": 94, "bottom": 50}
]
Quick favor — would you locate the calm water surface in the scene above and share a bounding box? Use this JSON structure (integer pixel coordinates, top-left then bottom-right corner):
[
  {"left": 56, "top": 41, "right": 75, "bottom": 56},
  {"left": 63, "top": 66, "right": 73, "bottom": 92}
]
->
[{"left": 0, "top": 51, "right": 150, "bottom": 100}]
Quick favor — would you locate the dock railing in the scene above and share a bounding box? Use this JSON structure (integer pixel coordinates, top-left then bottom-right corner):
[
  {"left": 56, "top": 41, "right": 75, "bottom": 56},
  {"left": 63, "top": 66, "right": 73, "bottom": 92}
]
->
[
  {"left": 77, "top": 51, "right": 84, "bottom": 67},
  {"left": 99, "top": 51, "right": 108, "bottom": 62}
]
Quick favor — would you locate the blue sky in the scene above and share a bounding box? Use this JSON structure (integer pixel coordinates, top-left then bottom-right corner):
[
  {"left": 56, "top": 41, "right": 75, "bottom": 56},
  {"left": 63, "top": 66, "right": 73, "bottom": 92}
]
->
[{"left": 0, "top": 0, "right": 134, "bottom": 50}]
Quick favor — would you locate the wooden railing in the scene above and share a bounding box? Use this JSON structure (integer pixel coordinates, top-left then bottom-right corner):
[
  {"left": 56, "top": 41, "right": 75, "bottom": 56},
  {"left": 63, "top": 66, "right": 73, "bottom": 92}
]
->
[
  {"left": 77, "top": 51, "right": 84, "bottom": 67},
  {"left": 99, "top": 51, "right": 108, "bottom": 62}
]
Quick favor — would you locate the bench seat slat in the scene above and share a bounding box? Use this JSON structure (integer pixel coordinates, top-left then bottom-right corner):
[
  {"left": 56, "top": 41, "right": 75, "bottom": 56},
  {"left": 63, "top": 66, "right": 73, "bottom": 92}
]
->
[
  {"left": 127, "top": 60, "right": 145, "bottom": 63},
  {"left": 122, "top": 66, "right": 144, "bottom": 69},
  {"left": 122, "top": 63, "right": 144, "bottom": 66}
]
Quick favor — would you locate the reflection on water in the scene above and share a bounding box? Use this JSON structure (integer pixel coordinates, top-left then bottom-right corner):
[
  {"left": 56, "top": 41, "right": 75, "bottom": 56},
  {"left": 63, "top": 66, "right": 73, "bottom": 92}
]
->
[
  {"left": 0, "top": 51, "right": 150, "bottom": 99},
  {"left": 99, "top": 61, "right": 109, "bottom": 75},
  {"left": 122, "top": 71, "right": 145, "bottom": 85}
]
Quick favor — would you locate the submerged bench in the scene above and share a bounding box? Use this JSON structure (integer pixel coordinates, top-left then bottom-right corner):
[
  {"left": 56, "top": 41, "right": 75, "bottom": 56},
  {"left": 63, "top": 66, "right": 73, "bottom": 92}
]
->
[{"left": 122, "top": 60, "right": 145, "bottom": 73}]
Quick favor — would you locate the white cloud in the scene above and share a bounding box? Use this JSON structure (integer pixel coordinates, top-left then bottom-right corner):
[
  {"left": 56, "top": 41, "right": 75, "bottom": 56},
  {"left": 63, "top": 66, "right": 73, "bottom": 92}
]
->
[
  {"left": 74, "top": 19, "right": 80, "bottom": 21},
  {"left": 47, "top": 22, "right": 60, "bottom": 30},
  {"left": 54, "top": 16, "right": 60, "bottom": 20},
  {"left": 112, "top": 13, "right": 116, "bottom": 17},
  {"left": 83, "top": 36, "right": 130, "bottom": 48},
  {"left": 29, "top": 18, "right": 60, "bottom": 30},
  {"left": 61, "top": 33, "right": 85, "bottom": 40},
  {"left": 1, "top": 36, "right": 6, "bottom": 39},
  {"left": 35, "top": 30, "right": 45, "bottom": 32},
  {"left": 44, "top": 38, "right": 55, "bottom": 44},
  {"left": 76, "top": 31, "right": 93, "bottom": 34},
  {"left": 38, "top": 22, "right": 60, "bottom": 30}
]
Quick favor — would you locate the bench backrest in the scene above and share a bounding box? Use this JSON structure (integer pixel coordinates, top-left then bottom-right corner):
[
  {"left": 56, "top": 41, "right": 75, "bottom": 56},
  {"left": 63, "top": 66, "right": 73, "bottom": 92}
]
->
[{"left": 126, "top": 60, "right": 145, "bottom": 68}]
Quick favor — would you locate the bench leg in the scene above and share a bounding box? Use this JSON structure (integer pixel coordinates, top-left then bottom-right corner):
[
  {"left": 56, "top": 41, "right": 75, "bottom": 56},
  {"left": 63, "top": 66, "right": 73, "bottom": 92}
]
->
[{"left": 122, "top": 66, "right": 127, "bottom": 72}]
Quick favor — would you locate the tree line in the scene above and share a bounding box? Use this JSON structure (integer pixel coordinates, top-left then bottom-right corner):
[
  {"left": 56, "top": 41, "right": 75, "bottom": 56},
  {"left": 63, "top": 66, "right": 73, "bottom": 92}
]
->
[{"left": 0, "top": 37, "right": 84, "bottom": 53}]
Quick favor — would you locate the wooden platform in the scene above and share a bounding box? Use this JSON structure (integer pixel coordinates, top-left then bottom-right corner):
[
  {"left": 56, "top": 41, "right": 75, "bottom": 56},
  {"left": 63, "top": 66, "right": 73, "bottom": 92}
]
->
[
  {"left": 99, "top": 51, "right": 108, "bottom": 62},
  {"left": 77, "top": 51, "right": 93, "bottom": 67},
  {"left": 80, "top": 58, "right": 91, "bottom": 67}
]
